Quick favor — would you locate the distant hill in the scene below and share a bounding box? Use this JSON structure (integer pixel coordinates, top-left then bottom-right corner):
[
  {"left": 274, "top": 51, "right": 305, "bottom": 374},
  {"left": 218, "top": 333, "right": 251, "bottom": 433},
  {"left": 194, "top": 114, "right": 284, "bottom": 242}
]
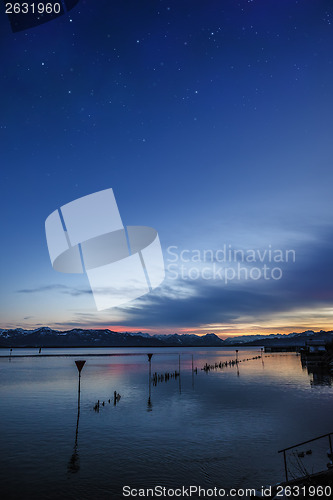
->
[
  {"left": 226, "top": 330, "right": 333, "bottom": 347},
  {"left": 0, "top": 327, "right": 332, "bottom": 348},
  {"left": 0, "top": 327, "right": 225, "bottom": 348}
]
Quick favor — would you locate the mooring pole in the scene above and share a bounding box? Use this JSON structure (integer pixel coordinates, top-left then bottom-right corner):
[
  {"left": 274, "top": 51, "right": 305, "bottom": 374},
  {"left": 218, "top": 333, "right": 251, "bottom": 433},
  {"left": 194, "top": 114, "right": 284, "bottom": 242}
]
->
[
  {"left": 75, "top": 381, "right": 81, "bottom": 447},
  {"left": 147, "top": 354, "right": 153, "bottom": 382},
  {"left": 147, "top": 354, "right": 153, "bottom": 410}
]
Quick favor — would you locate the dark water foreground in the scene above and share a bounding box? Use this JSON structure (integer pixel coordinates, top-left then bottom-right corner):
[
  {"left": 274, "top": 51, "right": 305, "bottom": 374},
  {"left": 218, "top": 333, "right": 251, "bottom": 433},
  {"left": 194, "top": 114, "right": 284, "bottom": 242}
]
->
[{"left": 0, "top": 347, "right": 332, "bottom": 499}]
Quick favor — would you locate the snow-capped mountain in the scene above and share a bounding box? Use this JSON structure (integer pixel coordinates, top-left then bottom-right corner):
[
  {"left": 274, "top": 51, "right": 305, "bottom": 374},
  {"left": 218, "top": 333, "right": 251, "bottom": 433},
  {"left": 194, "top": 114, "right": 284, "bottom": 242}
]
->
[
  {"left": 0, "top": 328, "right": 224, "bottom": 347},
  {"left": 0, "top": 328, "right": 332, "bottom": 348}
]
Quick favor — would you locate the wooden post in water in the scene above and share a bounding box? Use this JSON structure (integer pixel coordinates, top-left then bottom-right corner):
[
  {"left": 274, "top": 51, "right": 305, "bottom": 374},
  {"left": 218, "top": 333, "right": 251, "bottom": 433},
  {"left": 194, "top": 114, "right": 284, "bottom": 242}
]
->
[
  {"left": 147, "top": 354, "right": 153, "bottom": 411},
  {"left": 147, "top": 353, "right": 153, "bottom": 380}
]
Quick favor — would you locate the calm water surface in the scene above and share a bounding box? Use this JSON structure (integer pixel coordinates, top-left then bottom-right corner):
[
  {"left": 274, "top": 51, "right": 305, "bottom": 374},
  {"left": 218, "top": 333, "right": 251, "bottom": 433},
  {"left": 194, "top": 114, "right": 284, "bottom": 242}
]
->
[{"left": 0, "top": 347, "right": 333, "bottom": 499}]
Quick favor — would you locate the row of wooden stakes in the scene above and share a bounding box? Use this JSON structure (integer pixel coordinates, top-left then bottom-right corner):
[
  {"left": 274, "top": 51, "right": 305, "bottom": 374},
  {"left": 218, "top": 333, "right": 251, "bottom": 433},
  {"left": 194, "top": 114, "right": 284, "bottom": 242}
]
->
[
  {"left": 201, "top": 355, "right": 262, "bottom": 372},
  {"left": 93, "top": 391, "right": 121, "bottom": 411}
]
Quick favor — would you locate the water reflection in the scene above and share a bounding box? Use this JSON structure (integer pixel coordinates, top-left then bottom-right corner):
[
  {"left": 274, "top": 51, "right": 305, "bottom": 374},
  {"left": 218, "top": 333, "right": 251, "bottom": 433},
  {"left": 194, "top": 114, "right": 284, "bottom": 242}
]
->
[
  {"left": 310, "top": 368, "right": 333, "bottom": 387},
  {"left": 1, "top": 347, "right": 333, "bottom": 499},
  {"left": 300, "top": 353, "right": 333, "bottom": 386},
  {"left": 147, "top": 353, "right": 153, "bottom": 412},
  {"left": 67, "top": 396, "right": 80, "bottom": 473},
  {"left": 146, "top": 353, "right": 201, "bottom": 407},
  {"left": 68, "top": 360, "right": 85, "bottom": 473}
]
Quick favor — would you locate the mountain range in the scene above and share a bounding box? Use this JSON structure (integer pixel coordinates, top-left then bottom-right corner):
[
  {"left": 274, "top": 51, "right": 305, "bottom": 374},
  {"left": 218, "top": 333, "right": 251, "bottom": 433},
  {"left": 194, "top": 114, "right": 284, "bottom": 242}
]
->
[{"left": 0, "top": 327, "right": 332, "bottom": 348}]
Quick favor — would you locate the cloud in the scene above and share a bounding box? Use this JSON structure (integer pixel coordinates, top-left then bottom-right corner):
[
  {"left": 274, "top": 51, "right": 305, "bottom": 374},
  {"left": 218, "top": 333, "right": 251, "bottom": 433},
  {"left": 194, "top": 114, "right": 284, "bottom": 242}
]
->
[
  {"left": 108, "top": 226, "right": 333, "bottom": 328},
  {"left": 17, "top": 284, "right": 92, "bottom": 296},
  {"left": 18, "top": 226, "right": 333, "bottom": 333}
]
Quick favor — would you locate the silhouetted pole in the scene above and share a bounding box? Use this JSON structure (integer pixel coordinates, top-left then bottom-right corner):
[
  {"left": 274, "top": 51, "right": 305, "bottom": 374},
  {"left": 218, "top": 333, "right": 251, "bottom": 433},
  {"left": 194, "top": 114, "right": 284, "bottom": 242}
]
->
[
  {"left": 192, "top": 354, "right": 194, "bottom": 389},
  {"left": 147, "top": 354, "right": 153, "bottom": 411},
  {"left": 148, "top": 353, "right": 153, "bottom": 380},
  {"left": 235, "top": 350, "right": 239, "bottom": 376},
  {"left": 178, "top": 354, "right": 181, "bottom": 394}
]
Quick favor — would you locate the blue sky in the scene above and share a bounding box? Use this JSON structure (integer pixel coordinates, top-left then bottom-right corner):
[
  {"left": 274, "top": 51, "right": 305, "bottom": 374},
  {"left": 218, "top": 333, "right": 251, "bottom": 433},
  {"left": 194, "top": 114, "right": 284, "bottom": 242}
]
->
[{"left": 1, "top": 0, "right": 333, "bottom": 336}]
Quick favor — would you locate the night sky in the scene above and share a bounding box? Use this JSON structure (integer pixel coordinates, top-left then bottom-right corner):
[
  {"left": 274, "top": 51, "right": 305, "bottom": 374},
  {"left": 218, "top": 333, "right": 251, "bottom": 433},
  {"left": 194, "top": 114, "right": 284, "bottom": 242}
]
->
[{"left": 1, "top": 0, "right": 333, "bottom": 336}]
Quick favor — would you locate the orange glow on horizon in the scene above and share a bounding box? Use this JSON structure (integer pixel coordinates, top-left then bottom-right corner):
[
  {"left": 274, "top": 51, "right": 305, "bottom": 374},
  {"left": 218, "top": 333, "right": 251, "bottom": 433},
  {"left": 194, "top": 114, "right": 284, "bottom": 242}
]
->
[
  {"left": 44, "top": 307, "right": 333, "bottom": 338},
  {"left": 90, "top": 322, "right": 333, "bottom": 339}
]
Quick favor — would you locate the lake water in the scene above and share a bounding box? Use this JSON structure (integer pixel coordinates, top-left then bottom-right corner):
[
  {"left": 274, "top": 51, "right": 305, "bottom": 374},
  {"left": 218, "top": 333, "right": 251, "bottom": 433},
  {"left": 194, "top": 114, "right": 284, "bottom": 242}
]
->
[{"left": 0, "top": 347, "right": 332, "bottom": 499}]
